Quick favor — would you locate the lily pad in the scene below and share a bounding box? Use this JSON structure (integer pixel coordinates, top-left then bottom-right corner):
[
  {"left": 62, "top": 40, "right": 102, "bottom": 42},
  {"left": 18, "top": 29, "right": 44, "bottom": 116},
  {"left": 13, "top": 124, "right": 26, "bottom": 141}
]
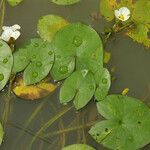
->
[
  {"left": 13, "top": 38, "right": 54, "bottom": 85},
  {"left": 51, "top": 23, "right": 103, "bottom": 81},
  {"left": 7, "top": 0, "right": 23, "bottom": 6},
  {"left": 37, "top": 15, "right": 69, "bottom": 42},
  {"left": 51, "top": 0, "right": 80, "bottom": 5},
  {"left": 60, "top": 70, "right": 96, "bottom": 110},
  {"left": 12, "top": 76, "right": 58, "bottom": 100},
  {"left": 132, "top": 0, "right": 150, "bottom": 24},
  {"left": 62, "top": 144, "right": 95, "bottom": 150},
  {"left": 95, "top": 68, "right": 111, "bottom": 101},
  {"left": 89, "top": 95, "right": 150, "bottom": 150},
  {"left": 100, "top": 0, "right": 117, "bottom": 21},
  {"left": 0, "top": 40, "right": 13, "bottom": 91}
]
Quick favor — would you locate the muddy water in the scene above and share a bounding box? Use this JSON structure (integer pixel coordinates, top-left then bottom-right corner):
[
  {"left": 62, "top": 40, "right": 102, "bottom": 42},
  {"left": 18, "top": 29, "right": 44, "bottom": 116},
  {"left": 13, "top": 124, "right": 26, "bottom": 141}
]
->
[{"left": 0, "top": 0, "right": 150, "bottom": 149}]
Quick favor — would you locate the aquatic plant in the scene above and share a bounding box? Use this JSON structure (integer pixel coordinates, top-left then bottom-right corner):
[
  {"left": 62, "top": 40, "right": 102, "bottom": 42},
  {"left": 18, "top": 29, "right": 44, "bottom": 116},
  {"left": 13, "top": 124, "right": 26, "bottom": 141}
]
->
[{"left": 0, "top": 0, "right": 150, "bottom": 150}]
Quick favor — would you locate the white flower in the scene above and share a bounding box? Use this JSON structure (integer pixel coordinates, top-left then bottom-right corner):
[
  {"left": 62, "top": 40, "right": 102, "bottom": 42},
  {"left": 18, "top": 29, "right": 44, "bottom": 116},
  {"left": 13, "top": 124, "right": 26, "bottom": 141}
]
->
[
  {"left": 115, "top": 7, "right": 130, "bottom": 21},
  {"left": 0, "top": 24, "right": 21, "bottom": 42}
]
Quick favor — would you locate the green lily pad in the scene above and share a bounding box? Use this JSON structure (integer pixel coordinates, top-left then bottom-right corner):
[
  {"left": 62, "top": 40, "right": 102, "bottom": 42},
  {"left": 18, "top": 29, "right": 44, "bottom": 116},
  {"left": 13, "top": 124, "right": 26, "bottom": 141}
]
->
[
  {"left": 132, "top": 0, "right": 150, "bottom": 24},
  {"left": 51, "top": 23, "right": 103, "bottom": 81},
  {"left": 51, "top": 0, "right": 80, "bottom": 5},
  {"left": 89, "top": 95, "right": 150, "bottom": 150},
  {"left": 37, "top": 15, "right": 69, "bottom": 42},
  {"left": 7, "top": 0, "right": 23, "bottom": 6},
  {"left": 95, "top": 68, "right": 111, "bottom": 101},
  {"left": 100, "top": 0, "right": 117, "bottom": 21},
  {"left": 60, "top": 70, "right": 96, "bottom": 110},
  {"left": 62, "top": 144, "right": 95, "bottom": 150},
  {"left": 0, "top": 40, "right": 13, "bottom": 91},
  {"left": 13, "top": 38, "right": 54, "bottom": 85},
  {"left": 0, "top": 122, "right": 3, "bottom": 146}
]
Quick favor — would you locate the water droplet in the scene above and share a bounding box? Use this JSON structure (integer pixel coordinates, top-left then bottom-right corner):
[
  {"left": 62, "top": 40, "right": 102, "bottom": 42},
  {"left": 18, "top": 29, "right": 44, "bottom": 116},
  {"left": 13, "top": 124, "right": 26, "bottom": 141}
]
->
[
  {"left": 73, "top": 36, "right": 82, "bottom": 47},
  {"left": 89, "top": 85, "right": 94, "bottom": 90},
  {"left": 0, "top": 43, "right": 3, "bottom": 47},
  {"left": 0, "top": 74, "right": 4, "bottom": 81},
  {"left": 48, "top": 51, "right": 53, "bottom": 55},
  {"left": 102, "top": 78, "right": 107, "bottom": 84},
  {"left": 36, "top": 61, "right": 42, "bottom": 67},
  {"left": 42, "top": 44, "right": 46, "bottom": 48},
  {"left": 32, "top": 55, "right": 36, "bottom": 59},
  {"left": 81, "top": 69, "right": 88, "bottom": 77},
  {"left": 3, "top": 58, "right": 8, "bottom": 63},
  {"left": 32, "top": 72, "right": 38, "bottom": 78},
  {"left": 59, "top": 66, "right": 68, "bottom": 74},
  {"left": 34, "top": 43, "right": 39, "bottom": 47}
]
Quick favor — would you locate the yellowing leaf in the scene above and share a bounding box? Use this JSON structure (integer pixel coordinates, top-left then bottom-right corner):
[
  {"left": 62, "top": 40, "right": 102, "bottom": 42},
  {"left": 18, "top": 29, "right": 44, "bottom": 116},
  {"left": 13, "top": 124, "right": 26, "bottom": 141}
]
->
[
  {"left": 12, "top": 76, "right": 58, "bottom": 100},
  {"left": 132, "top": 0, "right": 150, "bottom": 24},
  {"left": 100, "top": 0, "right": 117, "bottom": 21},
  {"left": 127, "top": 24, "right": 150, "bottom": 47},
  {"left": 37, "top": 15, "right": 69, "bottom": 42}
]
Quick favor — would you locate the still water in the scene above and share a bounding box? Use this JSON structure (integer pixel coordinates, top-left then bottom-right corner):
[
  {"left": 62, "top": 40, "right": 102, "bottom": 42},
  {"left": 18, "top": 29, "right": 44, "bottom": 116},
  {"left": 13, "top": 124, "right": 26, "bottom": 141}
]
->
[{"left": 0, "top": 0, "right": 150, "bottom": 149}]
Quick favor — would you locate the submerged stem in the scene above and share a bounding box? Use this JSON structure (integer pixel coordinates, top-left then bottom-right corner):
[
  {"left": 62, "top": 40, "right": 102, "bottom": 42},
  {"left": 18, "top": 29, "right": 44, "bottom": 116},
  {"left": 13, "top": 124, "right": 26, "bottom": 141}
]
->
[
  {"left": 43, "top": 120, "right": 98, "bottom": 138},
  {"left": 29, "top": 105, "right": 73, "bottom": 149}
]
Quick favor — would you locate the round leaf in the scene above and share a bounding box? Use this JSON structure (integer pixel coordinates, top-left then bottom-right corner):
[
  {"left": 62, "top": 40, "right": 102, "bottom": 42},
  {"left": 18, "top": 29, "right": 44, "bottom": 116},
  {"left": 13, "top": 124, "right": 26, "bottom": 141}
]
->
[
  {"left": 13, "top": 38, "right": 54, "bottom": 85},
  {"left": 0, "top": 40, "right": 13, "bottom": 91},
  {"left": 100, "top": 0, "right": 117, "bottom": 21},
  {"left": 37, "top": 15, "right": 69, "bottom": 42},
  {"left": 132, "top": 0, "right": 150, "bottom": 24},
  {"left": 62, "top": 144, "right": 95, "bottom": 150},
  {"left": 89, "top": 95, "right": 150, "bottom": 150},
  {"left": 51, "top": 23, "right": 103, "bottom": 80},
  {"left": 60, "top": 70, "right": 96, "bottom": 110},
  {"left": 51, "top": 0, "right": 80, "bottom": 5}
]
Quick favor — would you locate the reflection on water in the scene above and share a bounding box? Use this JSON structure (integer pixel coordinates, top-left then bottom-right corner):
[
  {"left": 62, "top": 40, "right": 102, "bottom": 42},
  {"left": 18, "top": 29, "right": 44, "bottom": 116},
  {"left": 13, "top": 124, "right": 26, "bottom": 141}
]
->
[{"left": 0, "top": 0, "right": 150, "bottom": 149}]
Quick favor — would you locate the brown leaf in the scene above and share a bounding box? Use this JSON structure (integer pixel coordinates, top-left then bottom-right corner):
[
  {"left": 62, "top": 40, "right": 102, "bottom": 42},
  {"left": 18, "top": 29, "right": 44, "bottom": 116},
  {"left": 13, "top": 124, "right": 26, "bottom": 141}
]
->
[{"left": 12, "top": 76, "right": 58, "bottom": 100}]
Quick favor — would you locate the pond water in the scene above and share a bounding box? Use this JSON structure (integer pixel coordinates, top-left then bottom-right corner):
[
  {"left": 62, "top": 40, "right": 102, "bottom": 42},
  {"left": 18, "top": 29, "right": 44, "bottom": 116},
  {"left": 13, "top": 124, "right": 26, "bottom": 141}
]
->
[{"left": 0, "top": 0, "right": 150, "bottom": 149}]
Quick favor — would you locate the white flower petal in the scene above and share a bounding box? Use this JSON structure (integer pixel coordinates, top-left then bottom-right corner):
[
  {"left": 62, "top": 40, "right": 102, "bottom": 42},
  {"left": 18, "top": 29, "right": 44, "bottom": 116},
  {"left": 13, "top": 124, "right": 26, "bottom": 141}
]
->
[
  {"left": 2, "top": 26, "right": 11, "bottom": 31},
  {"left": 0, "top": 29, "right": 13, "bottom": 42},
  {"left": 114, "top": 10, "right": 120, "bottom": 18},
  {"left": 11, "top": 31, "right": 21, "bottom": 40},
  {"left": 11, "top": 24, "right": 21, "bottom": 31},
  {"left": 114, "top": 7, "right": 130, "bottom": 21}
]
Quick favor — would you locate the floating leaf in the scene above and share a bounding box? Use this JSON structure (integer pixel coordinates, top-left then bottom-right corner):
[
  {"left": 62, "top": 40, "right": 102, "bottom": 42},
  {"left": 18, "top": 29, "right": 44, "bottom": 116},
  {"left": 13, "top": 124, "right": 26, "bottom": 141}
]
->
[
  {"left": 89, "top": 95, "right": 150, "bottom": 150},
  {"left": 51, "top": 0, "right": 80, "bottom": 5},
  {"left": 0, "top": 40, "right": 13, "bottom": 91},
  {"left": 7, "top": 0, "right": 23, "bottom": 6},
  {"left": 94, "top": 68, "right": 111, "bottom": 101},
  {"left": 13, "top": 38, "right": 54, "bottom": 85},
  {"left": 0, "top": 122, "right": 3, "bottom": 146},
  {"left": 127, "top": 24, "right": 150, "bottom": 47},
  {"left": 13, "top": 76, "right": 58, "bottom": 100},
  {"left": 62, "top": 144, "right": 95, "bottom": 150},
  {"left": 100, "top": 0, "right": 117, "bottom": 21},
  {"left": 37, "top": 15, "right": 69, "bottom": 42},
  {"left": 132, "top": 0, "right": 150, "bottom": 24},
  {"left": 60, "top": 70, "right": 96, "bottom": 110},
  {"left": 51, "top": 23, "right": 103, "bottom": 81}
]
